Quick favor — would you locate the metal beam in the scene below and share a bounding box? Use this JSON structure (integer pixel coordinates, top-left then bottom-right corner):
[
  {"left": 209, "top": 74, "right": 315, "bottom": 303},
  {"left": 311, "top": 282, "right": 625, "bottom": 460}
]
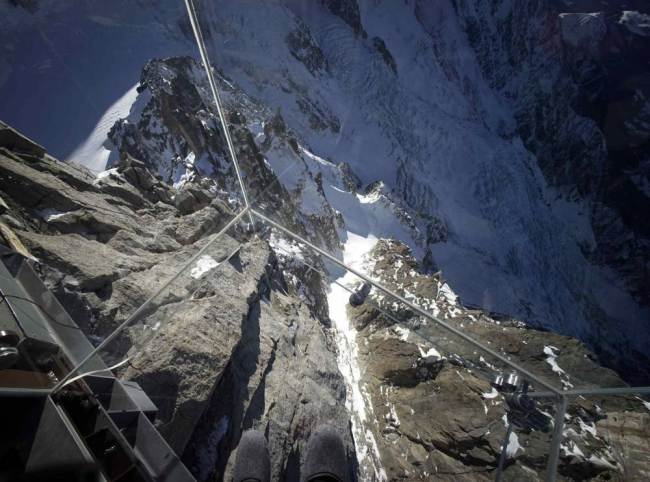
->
[
  {"left": 252, "top": 209, "right": 563, "bottom": 395},
  {"left": 184, "top": 0, "right": 255, "bottom": 229},
  {"left": 0, "top": 387, "right": 51, "bottom": 397},
  {"left": 528, "top": 386, "right": 650, "bottom": 399},
  {"left": 546, "top": 395, "right": 567, "bottom": 482}
]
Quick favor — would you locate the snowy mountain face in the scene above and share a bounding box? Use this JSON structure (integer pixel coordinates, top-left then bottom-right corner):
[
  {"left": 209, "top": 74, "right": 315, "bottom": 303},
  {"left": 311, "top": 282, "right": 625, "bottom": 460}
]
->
[{"left": 1, "top": 0, "right": 648, "bottom": 379}]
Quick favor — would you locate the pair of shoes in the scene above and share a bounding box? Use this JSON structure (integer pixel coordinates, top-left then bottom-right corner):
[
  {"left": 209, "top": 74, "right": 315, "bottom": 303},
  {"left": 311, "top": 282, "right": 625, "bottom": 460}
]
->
[{"left": 233, "top": 425, "right": 346, "bottom": 482}]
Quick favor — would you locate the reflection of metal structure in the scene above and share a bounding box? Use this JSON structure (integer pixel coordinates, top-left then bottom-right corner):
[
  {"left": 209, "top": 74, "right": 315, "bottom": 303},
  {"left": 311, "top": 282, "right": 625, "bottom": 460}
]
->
[
  {"left": 492, "top": 371, "right": 520, "bottom": 393},
  {"left": 0, "top": 330, "right": 19, "bottom": 369},
  {"left": 349, "top": 282, "right": 372, "bottom": 306},
  {"left": 0, "top": 248, "right": 193, "bottom": 481},
  {"left": 495, "top": 379, "right": 550, "bottom": 481}
]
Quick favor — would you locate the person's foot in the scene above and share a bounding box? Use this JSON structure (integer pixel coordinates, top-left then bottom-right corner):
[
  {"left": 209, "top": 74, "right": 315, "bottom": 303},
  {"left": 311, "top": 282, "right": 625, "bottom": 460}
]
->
[
  {"left": 233, "top": 430, "right": 271, "bottom": 482},
  {"left": 302, "top": 425, "right": 346, "bottom": 482}
]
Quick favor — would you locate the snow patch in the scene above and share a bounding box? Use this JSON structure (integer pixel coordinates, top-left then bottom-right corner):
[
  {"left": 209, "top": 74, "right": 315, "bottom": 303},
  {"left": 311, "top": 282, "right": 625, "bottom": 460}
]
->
[
  {"left": 635, "top": 396, "right": 650, "bottom": 412},
  {"left": 438, "top": 283, "right": 458, "bottom": 305},
  {"left": 418, "top": 345, "right": 442, "bottom": 359},
  {"left": 394, "top": 325, "right": 410, "bottom": 342},
  {"left": 67, "top": 83, "right": 140, "bottom": 172},
  {"left": 588, "top": 454, "right": 617, "bottom": 470},
  {"left": 482, "top": 387, "right": 499, "bottom": 399},
  {"left": 36, "top": 208, "right": 69, "bottom": 222},
  {"left": 328, "top": 230, "right": 386, "bottom": 481},
  {"left": 559, "top": 12, "right": 606, "bottom": 49},
  {"left": 619, "top": 11, "right": 650, "bottom": 37},
  {"left": 543, "top": 345, "right": 566, "bottom": 375},
  {"left": 190, "top": 255, "right": 219, "bottom": 279}
]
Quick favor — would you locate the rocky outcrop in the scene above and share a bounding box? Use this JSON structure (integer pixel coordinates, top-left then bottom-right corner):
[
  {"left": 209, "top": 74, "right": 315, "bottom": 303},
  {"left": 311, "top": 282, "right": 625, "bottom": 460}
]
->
[
  {"left": 0, "top": 123, "right": 354, "bottom": 481},
  {"left": 348, "top": 239, "right": 650, "bottom": 481}
]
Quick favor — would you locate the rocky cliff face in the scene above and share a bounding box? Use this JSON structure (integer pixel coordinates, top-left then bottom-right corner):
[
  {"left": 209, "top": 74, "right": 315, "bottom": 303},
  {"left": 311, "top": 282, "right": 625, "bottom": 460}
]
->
[
  {"left": 0, "top": 122, "right": 355, "bottom": 482},
  {"left": 2, "top": 0, "right": 649, "bottom": 382},
  {"left": 348, "top": 239, "right": 650, "bottom": 480},
  {"left": 168, "top": 0, "right": 649, "bottom": 383},
  {"left": 2, "top": 124, "right": 650, "bottom": 481}
]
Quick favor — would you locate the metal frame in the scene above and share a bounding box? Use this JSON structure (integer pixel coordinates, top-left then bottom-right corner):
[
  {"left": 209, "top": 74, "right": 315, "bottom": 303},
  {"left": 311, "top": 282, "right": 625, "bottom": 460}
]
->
[
  {"left": 546, "top": 395, "right": 568, "bottom": 482},
  {"left": 183, "top": 0, "right": 255, "bottom": 229}
]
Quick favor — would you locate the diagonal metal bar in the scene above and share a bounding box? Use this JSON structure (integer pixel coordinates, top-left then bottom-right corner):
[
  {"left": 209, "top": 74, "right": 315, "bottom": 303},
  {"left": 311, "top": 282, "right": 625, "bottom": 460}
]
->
[
  {"left": 252, "top": 208, "right": 563, "bottom": 395},
  {"left": 546, "top": 395, "right": 567, "bottom": 482},
  {"left": 528, "top": 386, "right": 650, "bottom": 398},
  {"left": 184, "top": 0, "right": 255, "bottom": 229},
  {"left": 51, "top": 207, "right": 250, "bottom": 393}
]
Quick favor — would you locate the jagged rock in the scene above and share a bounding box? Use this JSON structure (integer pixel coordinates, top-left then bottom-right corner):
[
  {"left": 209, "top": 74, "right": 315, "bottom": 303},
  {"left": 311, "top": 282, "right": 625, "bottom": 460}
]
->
[
  {"left": 347, "top": 238, "right": 648, "bottom": 480},
  {"left": 0, "top": 213, "right": 23, "bottom": 230},
  {"left": 173, "top": 186, "right": 212, "bottom": 215},
  {"left": 0, "top": 151, "right": 83, "bottom": 212},
  {"left": 18, "top": 230, "right": 148, "bottom": 292},
  {"left": 0, "top": 120, "right": 45, "bottom": 159},
  {"left": 115, "top": 153, "right": 175, "bottom": 205},
  {"left": 123, "top": 238, "right": 271, "bottom": 453},
  {"left": 0, "top": 124, "right": 354, "bottom": 481}
]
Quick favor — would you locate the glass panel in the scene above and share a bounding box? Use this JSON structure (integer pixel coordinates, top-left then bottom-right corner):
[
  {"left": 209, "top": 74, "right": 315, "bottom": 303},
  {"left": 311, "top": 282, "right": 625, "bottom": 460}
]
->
[{"left": 2, "top": 1, "right": 649, "bottom": 481}]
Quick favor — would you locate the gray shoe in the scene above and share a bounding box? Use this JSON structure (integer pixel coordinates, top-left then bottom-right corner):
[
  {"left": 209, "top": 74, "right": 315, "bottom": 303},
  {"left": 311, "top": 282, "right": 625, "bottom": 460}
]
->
[
  {"left": 233, "top": 430, "right": 271, "bottom": 482},
  {"left": 302, "top": 425, "right": 346, "bottom": 482}
]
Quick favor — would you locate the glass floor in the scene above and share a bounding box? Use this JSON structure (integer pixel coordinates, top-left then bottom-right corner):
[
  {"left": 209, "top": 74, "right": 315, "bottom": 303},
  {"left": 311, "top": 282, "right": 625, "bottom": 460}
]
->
[{"left": 0, "top": 1, "right": 648, "bottom": 481}]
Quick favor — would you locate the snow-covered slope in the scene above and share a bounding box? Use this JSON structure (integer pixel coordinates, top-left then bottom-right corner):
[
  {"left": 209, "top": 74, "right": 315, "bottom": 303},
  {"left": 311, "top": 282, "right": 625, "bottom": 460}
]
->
[{"left": 67, "top": 83, "right": 140, "bottom": 172}]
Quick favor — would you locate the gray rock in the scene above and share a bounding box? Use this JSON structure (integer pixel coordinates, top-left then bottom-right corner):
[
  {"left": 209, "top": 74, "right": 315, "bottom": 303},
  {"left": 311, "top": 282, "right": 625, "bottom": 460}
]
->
[
  {"left": 0, "top": 120, "right": 46, "bottom": 159},
  {"left": 0, "top": 125, "right": 355, "bottom": 482}
]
